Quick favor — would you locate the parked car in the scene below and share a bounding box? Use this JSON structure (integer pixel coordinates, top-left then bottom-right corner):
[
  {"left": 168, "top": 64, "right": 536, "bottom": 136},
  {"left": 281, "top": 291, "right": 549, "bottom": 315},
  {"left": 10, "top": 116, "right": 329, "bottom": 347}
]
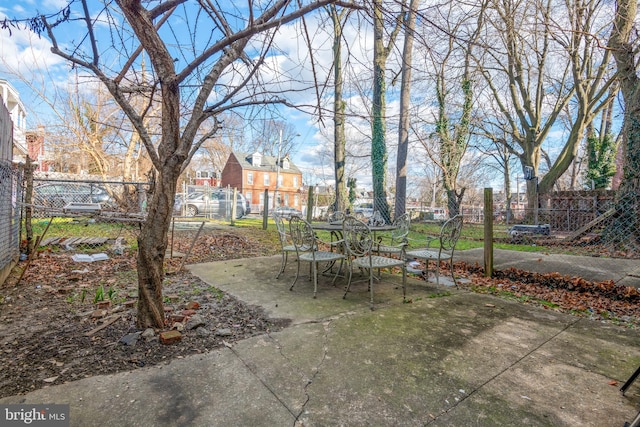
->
[
  {"left": 33, "top": 182, "right": 114, "bottom": 209},
  {"left": 177, "top": 189, "right": 248, "bottom": 218},
  {"left": 273, "top": 206, "right": 302, "bottom": 219},
  {"left": 353, "top": 202, "right": 374, "bottom": 219}
]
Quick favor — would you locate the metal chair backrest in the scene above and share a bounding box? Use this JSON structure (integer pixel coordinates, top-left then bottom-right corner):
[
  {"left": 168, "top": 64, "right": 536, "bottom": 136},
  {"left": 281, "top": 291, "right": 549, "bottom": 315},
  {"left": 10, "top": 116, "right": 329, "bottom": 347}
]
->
[
  {"left": 289, "top": 215, "right": 315, "bottom": 252},
  {"left": 390, "top": 213, "right": 411, "bottom": 243},
  {"left": 327, "top": 210, "right": 346, "bottom": 223},
  {"left": 368, "top": 210, "right": 385, "bottom": 227},
  {"left": 342, "top": 216, "right": 373, "bottom": 257},
  {"left": 273, "top": 212, "right": 288, "bottom": 246},
  {"left": 439, "top": 215, "right": 463, "bottom": 252}
]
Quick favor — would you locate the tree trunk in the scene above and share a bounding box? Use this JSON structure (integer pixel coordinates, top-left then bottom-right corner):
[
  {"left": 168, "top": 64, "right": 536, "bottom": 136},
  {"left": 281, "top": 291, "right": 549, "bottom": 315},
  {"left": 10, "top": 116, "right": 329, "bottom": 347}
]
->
[
  {"left": 602, "top": 0, "right": 640, "bottom": 248},
  {"left": 330, "top": 6, "right": 348, "bottom": 213},
  {"left": 371, "top": 0, "right": 391, "bottom": 223},
  {"left": 136, "top": 165, "right": 180, "bottom": 328},
  {"left": 446, "top": 188, "right": 465, "bottom": 218},
  {"left": 503, "top": 158, "right": 512, "bottom": 223},
  {"left": 395, "top": 0, "right": 417, "bottom": 219}
]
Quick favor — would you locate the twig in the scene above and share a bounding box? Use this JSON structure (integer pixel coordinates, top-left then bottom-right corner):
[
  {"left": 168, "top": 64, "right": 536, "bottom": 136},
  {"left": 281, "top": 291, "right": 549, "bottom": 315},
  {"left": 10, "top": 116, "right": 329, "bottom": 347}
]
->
[
  {"left": 174, "top": 221, "right": 205, "bottom": 273},
  {"left": 84, "top": 315, "right": 121, "bottom": 336},
  {"left": 15, "top": 217, "right": 54, "bottom": 287}
]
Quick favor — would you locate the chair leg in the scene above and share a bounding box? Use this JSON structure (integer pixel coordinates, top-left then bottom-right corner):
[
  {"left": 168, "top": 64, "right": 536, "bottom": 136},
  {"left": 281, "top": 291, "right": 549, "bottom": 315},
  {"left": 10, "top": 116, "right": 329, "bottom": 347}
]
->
[
  {"left": 312, "top": 261, "right": 318, "bottom": 298},
  {"left": 343, "top": 264, "right": 354, "bottom": 299},
  {"left": 276, "top": 251, "right": 287, "bottom": 279},
  {"left": 290, "top": 257, "right": 301, "bottom": 291},
  {"left": 421, "top": 260, "right": 429, "bottom": 282},
  {"left": 450, "top": 258, "right": 458, "bottom": 288},
  {"left": 331, "top": 259, "right": 343, "bottom": 285},
  {"left": 369, "top": 267, "right": 375, "bottom": 310},
  {"left": 402, "top": 264, "right": 407, "bottom": 302}
]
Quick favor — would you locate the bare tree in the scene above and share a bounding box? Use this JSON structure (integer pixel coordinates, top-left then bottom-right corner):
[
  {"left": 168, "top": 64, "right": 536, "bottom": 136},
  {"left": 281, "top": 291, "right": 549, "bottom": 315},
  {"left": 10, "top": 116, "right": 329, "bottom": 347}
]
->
[
  {"left": 394, "top": 0, "right": 418, "bottom": 218},
  {"left": 474, "top": 0, "right": 617, "bottom": 208},
  {"left": 412, "top": 1, "right": 485, "bottom": 218},
  {"left": 7, "top": 0, "right": 344, "bottom": 328},
  {"left": 328, "top": 4, "right": 351, "bottom": 213}
]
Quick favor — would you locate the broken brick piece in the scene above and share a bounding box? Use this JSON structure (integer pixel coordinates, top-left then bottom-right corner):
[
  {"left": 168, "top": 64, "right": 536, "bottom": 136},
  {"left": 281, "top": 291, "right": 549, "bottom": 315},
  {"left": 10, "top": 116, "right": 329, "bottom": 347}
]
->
[
  {"left": 159, "top": 330, "right": 182, "bottom": 345},
  {"left": 185, "top": 301, "right": 200, "bottom": 310},
  {"left": 91, "top": 309, "right": 108, "bottom": 318},
  {"left": 169, "top": 314, "right": 186, "bottom": 323},
  {"left": 95, "top": 300, "right": 111, "bottom": 310}
]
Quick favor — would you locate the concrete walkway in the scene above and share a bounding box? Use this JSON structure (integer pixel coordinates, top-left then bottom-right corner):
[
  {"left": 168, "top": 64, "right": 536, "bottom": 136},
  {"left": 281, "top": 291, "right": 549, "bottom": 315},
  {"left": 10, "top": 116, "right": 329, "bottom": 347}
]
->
[{"left": 1, "top": 250, "right": 639, "bottom": 426}]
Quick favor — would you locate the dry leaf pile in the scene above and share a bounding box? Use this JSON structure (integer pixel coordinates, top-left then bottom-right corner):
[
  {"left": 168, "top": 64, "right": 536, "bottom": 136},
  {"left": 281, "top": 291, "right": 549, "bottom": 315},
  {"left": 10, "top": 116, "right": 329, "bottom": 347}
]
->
[{"left": 458, "top": 263, "right": 640, "bottom": 325}]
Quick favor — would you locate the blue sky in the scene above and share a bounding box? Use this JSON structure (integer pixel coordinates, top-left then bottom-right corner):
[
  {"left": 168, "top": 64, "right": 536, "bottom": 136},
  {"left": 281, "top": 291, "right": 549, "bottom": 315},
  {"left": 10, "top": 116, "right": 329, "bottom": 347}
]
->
[
  {"left": 0, "top": 1, "right": 375, "bottom": 187},
  {"left": 1, "top": 1, "right": 545, "bottom": 200}
]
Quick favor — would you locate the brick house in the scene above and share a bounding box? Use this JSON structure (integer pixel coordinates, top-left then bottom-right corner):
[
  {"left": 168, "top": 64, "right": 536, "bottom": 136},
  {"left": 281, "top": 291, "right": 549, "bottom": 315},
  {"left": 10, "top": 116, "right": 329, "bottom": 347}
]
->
[
  {"left": 221, "top": 151, "right": 303, "bottom": 212},
  {"left": 193, "top": 170, "right": 219, "bottom": 187}
]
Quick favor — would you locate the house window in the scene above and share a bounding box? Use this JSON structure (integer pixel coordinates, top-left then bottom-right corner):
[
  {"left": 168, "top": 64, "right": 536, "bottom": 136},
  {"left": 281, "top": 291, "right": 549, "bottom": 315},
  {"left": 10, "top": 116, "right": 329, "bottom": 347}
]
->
[
  {"left": 277, "top": 174, "right": 283, "bottom": 187},
  {"left": 284, "top": 193, "right": 290, "bottom": 206},
  {"left": 247, "top": 172, "right": 253, "bottom": 185},
  {"left": 259, "top": 191, "right": 264, "bottom": 209},
  {"left": 293, "top": 176, "right": 298, "bottom": 187},
  {"left": 263, "top": 173, "right": 270, "bottom": 186},
  {"left": 294, "top": 194, "right": 299, "bottom": 207},
  {"left": 246, "top": 192, "right": 252, "bottom": 205}
]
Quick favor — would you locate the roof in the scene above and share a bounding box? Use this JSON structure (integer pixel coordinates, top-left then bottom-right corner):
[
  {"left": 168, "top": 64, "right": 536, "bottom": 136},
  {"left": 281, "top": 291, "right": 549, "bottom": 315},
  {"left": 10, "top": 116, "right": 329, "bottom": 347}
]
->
[{"left": 230, "top": 151, "right": 302, "bottom": 174}]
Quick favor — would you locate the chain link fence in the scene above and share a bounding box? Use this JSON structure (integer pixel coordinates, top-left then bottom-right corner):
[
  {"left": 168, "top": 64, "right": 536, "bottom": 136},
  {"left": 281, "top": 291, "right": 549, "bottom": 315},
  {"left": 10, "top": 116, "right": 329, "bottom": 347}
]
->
[
  {"left": 14, "top": 172, "right": 640, "bottom": 267},
  {"left": 24, "top": 177, "right": 150, "bottom": 258},
  {"left": 174, "top": 184, "right": 250, "bottom": 220},
  {"left": 458, "top": 189, "right": 640, "bottom": 259},
  {"left": 0, "top": 161, "right": 22, "bottom": 283}
]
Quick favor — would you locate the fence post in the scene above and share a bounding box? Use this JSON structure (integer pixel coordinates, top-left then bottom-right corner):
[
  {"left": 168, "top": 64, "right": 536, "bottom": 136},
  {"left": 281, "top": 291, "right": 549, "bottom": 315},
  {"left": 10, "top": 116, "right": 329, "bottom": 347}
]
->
[
  {"left": 262, "top": 189, "right": 269, "bottom": 230},
  {"left": 230, "top": 187, "right": 237, "bottom": 226},
  {"left": 484, "top": 187, "right": 493, "bottom": 278},
  {"left": 306, "top": 186, "right": 314, "bottom": 222},
  {"left": 24, "top": 156, "right": 34, "bottom": 255}
]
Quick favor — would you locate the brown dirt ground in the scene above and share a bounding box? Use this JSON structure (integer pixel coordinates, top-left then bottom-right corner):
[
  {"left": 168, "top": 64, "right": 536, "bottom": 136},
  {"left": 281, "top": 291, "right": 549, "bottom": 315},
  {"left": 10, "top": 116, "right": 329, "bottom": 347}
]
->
[{"left": 0, "top": 226, "right": 284, "bottom": 399}]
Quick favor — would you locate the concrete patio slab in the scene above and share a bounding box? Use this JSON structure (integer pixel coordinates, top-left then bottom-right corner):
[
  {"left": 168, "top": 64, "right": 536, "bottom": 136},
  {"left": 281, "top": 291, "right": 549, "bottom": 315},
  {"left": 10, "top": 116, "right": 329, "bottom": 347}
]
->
[{"left": 2, "top": 251, "right": 638, "bottom": 426}]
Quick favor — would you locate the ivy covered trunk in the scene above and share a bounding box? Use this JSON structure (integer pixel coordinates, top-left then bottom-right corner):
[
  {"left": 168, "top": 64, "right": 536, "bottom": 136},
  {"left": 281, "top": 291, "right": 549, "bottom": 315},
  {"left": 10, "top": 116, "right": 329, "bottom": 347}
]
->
[
  {"left": 446, "top": 188, "right": 465, "bottom": 218},
  {"left": 602, "top": 0, "right": 640, "bottom": 249},
  {"left": 371, "top": 0, "right": 391, "bottom": 223}
]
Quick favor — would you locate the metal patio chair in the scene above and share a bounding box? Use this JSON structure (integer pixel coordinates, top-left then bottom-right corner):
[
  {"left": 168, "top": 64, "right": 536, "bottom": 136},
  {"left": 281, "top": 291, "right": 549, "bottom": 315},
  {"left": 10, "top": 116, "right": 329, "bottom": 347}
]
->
[
  {"left": 375, "top": 212, "right": 411, "bottom": 256},
  {"left": 289, "top": 216, "right": 345, "bottom": 298},
  {"left": 273, "top": 211, "right": 297, "bottom": 279},
  {"left": 406, "top": 214, "right": 463, "bottom": 287},
  {"left": 342, "top": 216, "right": 407, "bottom": 310}
]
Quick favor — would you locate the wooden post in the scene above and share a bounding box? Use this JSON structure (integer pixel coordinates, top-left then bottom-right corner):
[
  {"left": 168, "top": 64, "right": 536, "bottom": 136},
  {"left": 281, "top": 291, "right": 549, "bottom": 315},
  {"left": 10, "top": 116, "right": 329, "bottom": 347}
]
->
[
  {"left": 306, "top": 186, "right": 314, "bottom": 222},
  {"left": 484, "top": 187, "right": 494, "bottom": 278},
  {"left": 262, "top": 189, "right": 269, "bottom": 230}
]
